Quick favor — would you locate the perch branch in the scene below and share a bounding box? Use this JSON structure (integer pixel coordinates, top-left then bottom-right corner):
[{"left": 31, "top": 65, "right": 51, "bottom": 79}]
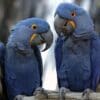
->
[{"left": 20, "top": 90, "right": 100, "bottom": 100}]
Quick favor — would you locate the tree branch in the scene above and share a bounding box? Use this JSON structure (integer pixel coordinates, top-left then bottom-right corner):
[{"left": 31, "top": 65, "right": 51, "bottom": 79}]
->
[{"left": 19, "top": 90, "right": 100, "bottom": 100}]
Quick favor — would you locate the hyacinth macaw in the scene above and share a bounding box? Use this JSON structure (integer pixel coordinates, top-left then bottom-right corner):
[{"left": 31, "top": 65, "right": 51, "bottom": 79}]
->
[
  {"left": 54, "top": 3, "right": 100, "bottom": 95},
  {"left": 4, "top": 18, "right": 53, "bottom": 100}
]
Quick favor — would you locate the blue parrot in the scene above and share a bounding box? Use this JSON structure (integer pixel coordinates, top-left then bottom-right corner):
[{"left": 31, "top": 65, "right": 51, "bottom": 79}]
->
[
  {"left": 4, "top": 18, "right": 53, "bottom": 100},
  {"left": 54, "top": 3, "right": 100, "bottom": 94}
]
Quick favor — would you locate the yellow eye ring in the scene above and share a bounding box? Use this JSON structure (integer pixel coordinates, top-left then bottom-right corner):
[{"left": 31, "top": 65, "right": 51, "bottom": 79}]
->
[{"left": 31, "top": 24, "right": 37, "bottom": 29}]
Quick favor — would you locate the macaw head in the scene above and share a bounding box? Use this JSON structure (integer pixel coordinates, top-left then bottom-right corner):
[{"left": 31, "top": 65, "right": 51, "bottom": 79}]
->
[
  {"left": 54, "top": 3, "right": 94, "bottom": 39},
  {"left": 9, "top": 18, "right": 53, "bottom": 51}
]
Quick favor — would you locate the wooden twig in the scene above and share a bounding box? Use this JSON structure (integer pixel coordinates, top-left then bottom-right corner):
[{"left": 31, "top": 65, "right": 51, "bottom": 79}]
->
[{"left": 20, "top": 90, "right": 100, "bottom": 100}]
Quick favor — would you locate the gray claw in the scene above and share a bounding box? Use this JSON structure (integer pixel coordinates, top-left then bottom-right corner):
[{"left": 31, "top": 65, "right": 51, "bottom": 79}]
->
[
  {"left": 33, "top": 87, "right": 48, "bottom": 99},
  {"left": 14, "top": 95, "right": 24, "bottom": 100},
  {"left": 82, "top": 88, "right": 93, "bottom": 100},
  {"left": 59, "top": 87, "right": 70, "bottom": 100}
]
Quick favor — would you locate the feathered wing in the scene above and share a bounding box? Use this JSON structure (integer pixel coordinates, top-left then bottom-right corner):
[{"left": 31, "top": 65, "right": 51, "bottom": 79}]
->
[
  {"left": 55, "top": 37, "right": 68, "bottom": 87},
  {"left": 91, "top": 34, "right": 100, "bottom": 91},
  {"left": 55, "top": 38, "right": 63, "bottom": 70},
  {"left": 55, "top": 37, "right": 63, "bottom": 87},
  {"left": 34, "top": 46, "right": 43, "bottom": 86}
]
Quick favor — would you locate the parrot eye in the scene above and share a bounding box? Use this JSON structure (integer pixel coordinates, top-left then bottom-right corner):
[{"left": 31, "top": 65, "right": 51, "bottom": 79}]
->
[
  {"left": 31, "top": 24, "right": 37, "bottom": 29},
  {"left": 71, "top": 11, "right": 76, "bottom": 17}
]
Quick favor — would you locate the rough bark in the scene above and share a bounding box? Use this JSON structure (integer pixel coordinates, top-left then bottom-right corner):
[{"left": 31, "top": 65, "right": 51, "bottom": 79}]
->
[{"left": 18, "top": 90, "right": 100, "bottom": 100}]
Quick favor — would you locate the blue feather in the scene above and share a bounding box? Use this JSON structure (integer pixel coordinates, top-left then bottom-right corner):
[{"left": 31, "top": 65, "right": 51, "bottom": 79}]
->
[
  {"left": 4, "top": 18, "right": 50, "bottom": 100},
  {"left": 55, "top": 3, "right": 100, "bottom": 92}
]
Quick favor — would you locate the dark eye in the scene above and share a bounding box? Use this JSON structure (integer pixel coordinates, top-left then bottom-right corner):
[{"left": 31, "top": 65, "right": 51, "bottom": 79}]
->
[
  {"left": 71, "top": 12, "right": 76, "bottom": 17},
  {"left": 31, "top": 24, "right": 37, "bottom": 29}
]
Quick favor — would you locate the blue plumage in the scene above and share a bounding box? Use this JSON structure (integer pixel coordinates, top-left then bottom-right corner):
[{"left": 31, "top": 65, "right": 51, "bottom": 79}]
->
[
  {"left": 54, "top": 3, "right": 100, "bottom": 91},
  {"left": 5, "top": 26, "right": 42, "bottom": 100},
  {"left": 91, "top": 35, "right": 100, "bottom": 90},
  {"left": 4, "top": 18, "right": 53, "bottom": 100},
  {"left": 11, "top": 18, "right": 50, "bottom": 33}
]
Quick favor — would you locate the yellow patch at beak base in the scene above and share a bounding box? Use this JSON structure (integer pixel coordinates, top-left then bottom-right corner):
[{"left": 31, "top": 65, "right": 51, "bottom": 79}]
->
[
  {"left": 67, "top": 20, "right": 76, "bottom": 29},
  {"left": 30, "top": 34, "right": 37, "bottom": 43}
]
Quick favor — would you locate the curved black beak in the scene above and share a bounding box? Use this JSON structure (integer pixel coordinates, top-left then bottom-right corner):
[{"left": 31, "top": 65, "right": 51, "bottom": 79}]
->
[
  {"left": 30, "top": 30, "right": 53, "bottom": 51},
  {"left": 62, "top": 20, "right": 76, "bottom": 34},
  {"left": 41, "top": 30, "right": 53, "bottom": 51}
]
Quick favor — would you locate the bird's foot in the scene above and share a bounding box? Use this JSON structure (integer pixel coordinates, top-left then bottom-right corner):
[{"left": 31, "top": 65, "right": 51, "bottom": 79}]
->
[
  {"left": 82, "top": 88, "right": 93, "bottom": 100},
  {"left": 33, "top": 87, "right": 48, "bottom": 99},
  {"left": 14, "top": 95, "right": 25, "bottom": 100},
  {"left": 59, "top": 87, "right": 70, "bottom": 100}
]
